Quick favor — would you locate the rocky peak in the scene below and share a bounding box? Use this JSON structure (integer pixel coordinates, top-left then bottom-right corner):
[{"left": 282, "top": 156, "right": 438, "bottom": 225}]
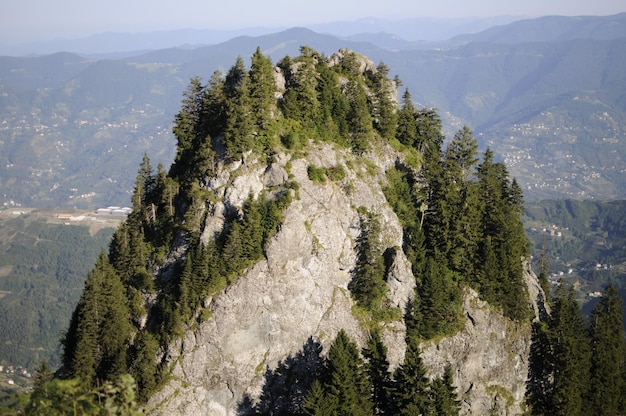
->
[{"left": 146, "top": 141, "right": 544, "bottom": 415}]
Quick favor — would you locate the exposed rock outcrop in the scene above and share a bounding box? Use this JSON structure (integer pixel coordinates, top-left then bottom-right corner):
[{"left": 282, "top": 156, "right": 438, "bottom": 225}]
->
[{"left": 147, "top": 142, "right": 543, "bottom": 416}]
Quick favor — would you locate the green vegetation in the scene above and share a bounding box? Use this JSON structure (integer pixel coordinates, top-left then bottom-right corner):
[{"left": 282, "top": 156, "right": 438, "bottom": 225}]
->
[
  {"left": 19, "top": 374, "right": 143, "bottom": 415},
  {"left": 385, "top": 124, "right": 531, "bottom": 334},
  {"left": 525, "top": 199, "right": 626, "bottom": 293},
  {"left": 0, "top": 214, "right": 115, "bottom": 370},
  {"left": 299, "top": 329, "right": 460, "bottom": 416},
  {"left": 525, "top": 282, "right": 626, "bottom": 415}
]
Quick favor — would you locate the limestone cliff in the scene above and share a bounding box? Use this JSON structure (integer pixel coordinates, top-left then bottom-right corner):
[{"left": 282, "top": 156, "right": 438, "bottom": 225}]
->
[{"left": 146, "top": 141, "right": 543, "bottom": 415}]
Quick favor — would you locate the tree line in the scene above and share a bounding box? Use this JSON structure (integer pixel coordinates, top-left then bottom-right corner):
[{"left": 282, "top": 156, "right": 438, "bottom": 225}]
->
[{"left": 526, "top": 282, "right": 626, "bottom": 415}]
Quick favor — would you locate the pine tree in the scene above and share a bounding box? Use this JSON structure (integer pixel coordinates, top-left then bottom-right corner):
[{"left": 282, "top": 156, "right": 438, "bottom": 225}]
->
[
  {"left": 249, "top": 47, "right": 276, "bottom": 143},
  {"left": 345, "top": 79, "right": 373, "bottom": 153},
  {"left": 525, "top": 321, "right": 554, "bottom": 415},
  {"left": 431, "top": 363, "right": 460, "bottom": 416},
  {"left": 32, "top": 360, "right": 54, "bottom": 391},
  {"left": 224, "top": 56, "right": 254, "bottom": 158},
  {"left": 349, "top": 211, "right": 387, "bottom": 312},
  {"left": 476, "top": 148, "right": 530, "bottom": 320},
  {"left": 390, "top": 336, "right": 434, "bottom": 415},
  {"left": 548, "top": 282, "right": 591, "bottom": 416},
  {"left": 363, "top": 329, "right": 392, "bottom": 414},
  {"left": 396, "top": 89, "right": 417, "bottom": 147},
  {"left": 302, "top": 380, "right": 338, "bottom": 416},
  {"left": 371, "top": 61, "right": 397, "bottom": 140},
  {"left": 445, "top": 127, "right": 478, "bottom": 179},
  {"left": 130, "top": 331, "right": 160, "bottom": 402},
  {"left": 587, "top": 283, "right": 626, "bottom": 415},
  {"left": 279, "top": 47, "right": 321, "bottom": 130},
  {"left": 415, "top": 107, "right": 444, "bottom": 157},
  {"left": 62, "top": 252, "right": 131, "bottom": 387},
  {"left": 415, "top": 257, "right": 462, "bottom": 339},
  {"left": 170, "top": 77, "right": 204, "bottom": 183},
  {"left": 323, "top": 330, "right": 373, "bottom": 415}
]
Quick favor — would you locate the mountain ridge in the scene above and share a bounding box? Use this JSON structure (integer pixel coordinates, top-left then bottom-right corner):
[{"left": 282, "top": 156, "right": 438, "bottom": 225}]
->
[{"left": 1, "top": 14, "right": 625, "bottom": 209}]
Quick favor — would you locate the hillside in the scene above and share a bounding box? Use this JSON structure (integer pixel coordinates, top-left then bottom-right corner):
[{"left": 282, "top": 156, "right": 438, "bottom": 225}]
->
[
  {"left": 0, "top": 209, "right": 117, "bottom": 369},
  {"left": 525, "top": 199, "right": 626, "bottom": 317},
  {"left": 1, "top": 14, "right": 626, "bottom": 209}
]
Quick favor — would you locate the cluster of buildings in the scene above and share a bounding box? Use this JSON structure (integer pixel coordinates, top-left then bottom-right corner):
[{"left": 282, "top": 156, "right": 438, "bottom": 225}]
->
[
  {"left": 0, "top": 365, "right": 31, "bottom": 386},
  {"left": 55, "top": 206, "right": 132, "bottom": 223},
  {"left": 96, "top": 206, "right": 132, "bottom": 216}
]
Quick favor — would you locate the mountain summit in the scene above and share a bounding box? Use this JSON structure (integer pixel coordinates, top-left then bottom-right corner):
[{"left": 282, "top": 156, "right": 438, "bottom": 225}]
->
[{"left": 57, "top": 47, "right": 543, "bottom": 415}]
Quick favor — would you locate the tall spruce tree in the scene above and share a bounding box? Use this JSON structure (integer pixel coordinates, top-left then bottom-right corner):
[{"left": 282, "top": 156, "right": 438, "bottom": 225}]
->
[
  {"left": 548, "top": 283, "right": 591, "bottom": 416},
  {"left": 363, "top": 329, "right": 392, "bottom": 414},
  {"left": 371, "top": 61, "right": 398, "bottom": 141},
  {"left": 321, "top": 330, "right": 373, "bottom": 415},
  {"left": 390, "top": 336, "right": 434, "bottom": 415},
  {"left": 587, "top": 283, "right": 626, "bottom": 415},
  {"left": 431, "top": 363, "right": 461, "bottom": 416},
  {"left": 224, "top": 56, "right": 254, "bottom": 158},
  {"left": 62, "top": 252, "right": 131, "bottom": 387},
  {"left": 415, "top": 257, "right": 462, "bottom": 339},
  {"left": 348, "top": 211, "right": 387, "bottom": 313},
  {"left": 525, "top": 320, "right": 554, "bottom": 415},
  {"left": 170, "top": 77, "right": 204, "bottom": 183},
  {"left": 249, "top": 47, "right": 277, "bottom": 152},
  {"left": 395, "top": 89, "right": 418, "bottom": 147}
]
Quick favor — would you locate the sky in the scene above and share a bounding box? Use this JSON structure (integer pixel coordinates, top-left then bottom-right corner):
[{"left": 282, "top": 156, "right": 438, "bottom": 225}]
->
[{"left": 2, "top": 0, "right": 626, "bottom": 43}]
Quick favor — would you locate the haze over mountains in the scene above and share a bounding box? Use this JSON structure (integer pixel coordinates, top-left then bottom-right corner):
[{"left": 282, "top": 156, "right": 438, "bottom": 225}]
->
[
  {"left": 1, "top": 13, "right": 625, "bottom": 209},
  {"left": 0, "top": 16, "right": 523, "bottom": 57}
]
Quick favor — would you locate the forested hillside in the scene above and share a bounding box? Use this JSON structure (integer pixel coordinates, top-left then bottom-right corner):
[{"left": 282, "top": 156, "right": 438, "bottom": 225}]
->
[
  {"left": 0, "top": 212, "right": 115, "bottom": 370},
  {"left": 3, "top": 46, "right": 625, "bottom": 415}
]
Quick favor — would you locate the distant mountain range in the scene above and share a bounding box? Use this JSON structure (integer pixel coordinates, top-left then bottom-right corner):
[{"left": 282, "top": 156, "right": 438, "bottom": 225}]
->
[
  {"left": 0, "top": 16, "right": 523, "bottom": 57},
  {"left": 0, "top": 13, "right": 625, "bottom": 209}
]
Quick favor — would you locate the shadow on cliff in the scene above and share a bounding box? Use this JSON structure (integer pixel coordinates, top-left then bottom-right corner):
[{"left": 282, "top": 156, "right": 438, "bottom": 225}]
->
[{"left": 237, "top": 337, "right": 323, "bottom": 415}]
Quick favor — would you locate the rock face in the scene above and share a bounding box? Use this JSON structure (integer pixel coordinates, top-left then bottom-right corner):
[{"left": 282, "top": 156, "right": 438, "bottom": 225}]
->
[
  {"left": 421, "top": 288, "right": 532, "bottom": 415},
  {"left": 146, "top": 142, "right": 542, "bottom": 415}
]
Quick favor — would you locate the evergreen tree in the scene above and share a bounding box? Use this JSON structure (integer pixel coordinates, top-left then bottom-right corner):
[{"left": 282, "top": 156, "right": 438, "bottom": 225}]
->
[
  {"left": 249, "top": 47, "right": 277, "bottom": 151},
  {"left": 224, "top": 56, "right": 255, "bottom": 158},
  {"left": 129, "top": 331, "right": 160, "bottom": 402},
  {"left": 415, "top": 257, "right": 462, "bottom": 339},
  {"left": 431, "top": 363, "right": 460, "bottom": 416},
  {"left": 317, "top": 63, "right": 349, "bottom": 142},
  {"left": 525, "top": 321, "right": 554, "bottom": 415},
  {"left": 349, "top": 211, "right": 387, "bottom": 312},
  {"left": 170, "top": 77, "right": 204, "bottom": 183},
  {"left": 279, "top": 47, "right": 321, "bottom": 130},
  {"left": 395, "top": 89, "right": 417, "bottom": 147},
  {"left": 476, "top": 149, "right": 530, "bottom": 320},
  {"left": 548, "top": 283, "right": 591, "bottom": 416},
  {"left": 323, "top": 330, "right": 373, "bottom": 415},
  {"left": 303, "top": 380, "right": 338, "bottom": 416},
  {"left": 363, "top": 329, "right": 392, "bottom": 414},
  {"left": 202, "top": 70, "right": 227, "bottom": 139},
  {"left": 32, "top": 360, "right": 54, "bottom": 391},
  {"left": 445, "top": 126, "right": 478, "bottom": 181},
  {"left": 62, "top": 252, "right": 131, "bottom": 387},
  {"left": 415, "top": 108, "right": 444, "bottom": 157},
  {"left": 345, "top": 79, "right": 373, "bottom": 153},
  {"left": 371, "top": 61, "right": 398, "bottom": 140},
  {"left": 587, "top": 283, "right": 626, "bottom": 415},
  {"left": 390, "top": 336, "right": 434, "bottom": 415}
]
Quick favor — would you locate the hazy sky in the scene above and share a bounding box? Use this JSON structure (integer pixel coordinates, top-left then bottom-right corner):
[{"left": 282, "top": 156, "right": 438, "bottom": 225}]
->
[{"left": 2, "top": 0, "right": 625, "bottom": 43}]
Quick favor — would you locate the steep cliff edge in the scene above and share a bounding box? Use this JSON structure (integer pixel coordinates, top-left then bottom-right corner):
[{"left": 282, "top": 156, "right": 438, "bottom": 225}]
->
[{"left": 146, "top": 141, "right": 542, "bottom": 415}]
